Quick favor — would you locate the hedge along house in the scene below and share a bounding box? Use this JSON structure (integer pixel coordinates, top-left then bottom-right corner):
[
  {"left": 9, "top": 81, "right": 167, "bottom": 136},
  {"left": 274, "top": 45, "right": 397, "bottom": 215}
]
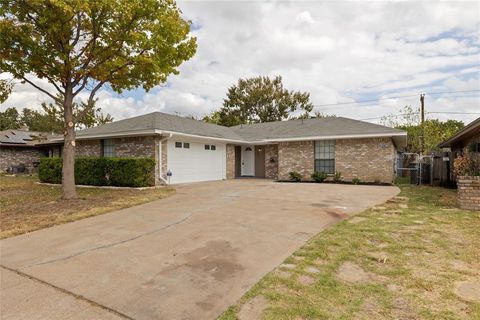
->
[{"left": 44, "top": 112, "right": 407, "bottom": 185}]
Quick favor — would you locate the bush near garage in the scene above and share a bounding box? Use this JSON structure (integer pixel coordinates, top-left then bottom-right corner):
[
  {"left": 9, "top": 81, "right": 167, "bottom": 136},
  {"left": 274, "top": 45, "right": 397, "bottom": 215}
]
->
[{"left": 39, "top": 157, "right": 155, "bottom": 187}]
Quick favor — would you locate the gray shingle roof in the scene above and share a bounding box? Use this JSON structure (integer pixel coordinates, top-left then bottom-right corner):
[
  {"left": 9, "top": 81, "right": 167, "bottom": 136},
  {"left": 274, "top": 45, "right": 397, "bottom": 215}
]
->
[
  {"left": 231, "top": 117, "right": 405, "bottom": 141},
  {"left": 75, "top": 112, "right": 245, "bottom": 141},
  {"left": 72, "top": 112, "right": 405, "bottom": 142}
]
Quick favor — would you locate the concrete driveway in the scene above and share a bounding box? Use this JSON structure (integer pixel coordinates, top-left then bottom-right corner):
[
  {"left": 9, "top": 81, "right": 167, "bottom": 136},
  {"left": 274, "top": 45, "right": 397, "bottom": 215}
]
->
[{"left": 1, "top": 179, "right": 399, "bottom": 320}]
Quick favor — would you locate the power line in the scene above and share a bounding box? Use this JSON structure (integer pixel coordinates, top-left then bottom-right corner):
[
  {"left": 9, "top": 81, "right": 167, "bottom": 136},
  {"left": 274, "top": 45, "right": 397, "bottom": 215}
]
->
[
  {"left": 313, "top": 89, "right": 480, "bottom": 110},
  {"left": 359, "top": 111, "right": 480, "bottom": 121}
]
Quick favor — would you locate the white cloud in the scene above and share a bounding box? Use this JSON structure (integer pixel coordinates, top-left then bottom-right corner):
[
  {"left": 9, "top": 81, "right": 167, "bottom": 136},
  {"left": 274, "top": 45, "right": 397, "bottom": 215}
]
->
[{"left": 1, "top": 1, "right": 479, "bottom": 125}]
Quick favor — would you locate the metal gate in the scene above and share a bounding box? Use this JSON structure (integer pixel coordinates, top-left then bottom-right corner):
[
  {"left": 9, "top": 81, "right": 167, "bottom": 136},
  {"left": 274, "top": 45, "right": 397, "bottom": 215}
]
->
[{"left": 395, "top": 152, "right": 434, "bottom": 185}]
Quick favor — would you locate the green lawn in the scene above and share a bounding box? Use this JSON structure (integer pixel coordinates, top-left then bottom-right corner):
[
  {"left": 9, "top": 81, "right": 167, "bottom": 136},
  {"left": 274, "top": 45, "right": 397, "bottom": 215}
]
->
[
  {"left": 219, "top": 185, "right": 480, "bottom": 320},
  {"left": 0, "top": 175, "right": 174, "bottom": 239}
]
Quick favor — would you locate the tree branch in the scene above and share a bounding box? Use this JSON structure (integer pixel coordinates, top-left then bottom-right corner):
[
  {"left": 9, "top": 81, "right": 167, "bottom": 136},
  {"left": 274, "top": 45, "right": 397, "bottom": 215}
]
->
[
  {"left": 74, "top": 80, "right": 106, "bottom": 122},
  {"left": 22, "top": 77, "right": 62, "bottom": 103},
  {"left": 42, "top": 74, "right": 64, "bottom": 95},
  {"left": 70, "top": 13, "right": 82, "bottom": 48}
]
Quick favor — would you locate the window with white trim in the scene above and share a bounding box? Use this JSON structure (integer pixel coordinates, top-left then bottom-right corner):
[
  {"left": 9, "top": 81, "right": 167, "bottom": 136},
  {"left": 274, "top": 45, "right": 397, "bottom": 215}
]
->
[
  {"left": 211, "top": 145, "right": 216, "bottom": 151},
  {"left": 175, "top": 142, "right": 182, "bottom": 148},
  {"left": 314, "top": 140, "right": 335, "bottom": 174}
]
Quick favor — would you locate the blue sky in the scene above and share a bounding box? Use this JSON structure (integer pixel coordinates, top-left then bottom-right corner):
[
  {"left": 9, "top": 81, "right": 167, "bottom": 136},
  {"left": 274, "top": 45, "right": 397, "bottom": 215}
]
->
[{"left": 2, "top": 1, "right": 479, "bottom": 124}]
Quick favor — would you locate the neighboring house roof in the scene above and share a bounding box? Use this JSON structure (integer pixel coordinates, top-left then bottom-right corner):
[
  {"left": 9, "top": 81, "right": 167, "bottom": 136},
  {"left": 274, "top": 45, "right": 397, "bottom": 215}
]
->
[
  {"left": 46, "top": 111, "right": 407, "bottom": 147},
  {"left": 438, "top": 117, "right": 480, "bottom": 148},
  {"left": 0, "top": 130, "right": 48, "bottom": 147}
]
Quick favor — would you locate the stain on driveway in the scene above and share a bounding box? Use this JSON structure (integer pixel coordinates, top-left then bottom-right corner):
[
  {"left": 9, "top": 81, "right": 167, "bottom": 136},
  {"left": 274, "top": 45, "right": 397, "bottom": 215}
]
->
[{"left": 1, "top": 179, "right": 399, "bottom": 320}]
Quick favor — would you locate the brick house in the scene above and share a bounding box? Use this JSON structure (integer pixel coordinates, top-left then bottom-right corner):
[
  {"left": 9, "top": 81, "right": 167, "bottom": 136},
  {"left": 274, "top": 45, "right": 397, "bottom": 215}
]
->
[
  {"left": 41, "top": 112, "right": 406, "bottom": 185},
  {"left": 438, "top": 117, "right": 480, "bottom": 181},
  {"left": 438, "top": 117, "right": 479, "bottom": 211},
  {"left": 0, "top": 130, "right": 49, "bottom": 173}
]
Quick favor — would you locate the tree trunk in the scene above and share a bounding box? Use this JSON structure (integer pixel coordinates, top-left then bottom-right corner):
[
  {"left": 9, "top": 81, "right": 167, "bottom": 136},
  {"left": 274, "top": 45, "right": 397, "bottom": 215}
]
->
[{"left": 62, "top": 86, "right": 77, "bottom": 199}]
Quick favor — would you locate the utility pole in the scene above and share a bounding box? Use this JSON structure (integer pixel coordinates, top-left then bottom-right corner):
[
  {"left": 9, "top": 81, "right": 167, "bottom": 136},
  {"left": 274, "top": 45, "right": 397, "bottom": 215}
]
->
[{"left": 420, "top": 93, "right": 425, "bottom": 154}]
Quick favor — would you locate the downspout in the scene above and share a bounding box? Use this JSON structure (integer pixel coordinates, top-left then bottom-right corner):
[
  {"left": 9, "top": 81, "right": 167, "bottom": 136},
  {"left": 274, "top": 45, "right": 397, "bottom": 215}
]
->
[{"left": 158, "top": 133, "right": 172, "bottom": 185}]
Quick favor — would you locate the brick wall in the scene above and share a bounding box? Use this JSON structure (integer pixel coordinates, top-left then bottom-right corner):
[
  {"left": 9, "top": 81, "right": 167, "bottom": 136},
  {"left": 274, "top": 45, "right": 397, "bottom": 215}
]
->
[
  {"left": 277, "top": 138, "right": 396, "bottom": 183},
  {"left": 226, "top": 144, "right": 235, "bottom": 179},
  {"left": 265, "top": 144, "right": 278, "bottom": 179},
  {"left": 278, "top": 141, "right": 314, "bottom": 181},
  {"left": 76, "top": 136, "right": 161, "bottom": 184},
  {"left": 113, "top": 136, "right": 156, "bottom": 157},
  {"left": 76, "top": 137, "right": 156, "bottom": 158},
  {"left": 0, "top": 147, "right": 45, "bottom": 172},
  {"left": 76, "top": 140, "right": 101, "bottom": 156},
  {"left": 336, "top": 137, "right": 396, "bottom": 184},
  {"left": 457, "top": 176, "right": 480, "bottom": 211}
]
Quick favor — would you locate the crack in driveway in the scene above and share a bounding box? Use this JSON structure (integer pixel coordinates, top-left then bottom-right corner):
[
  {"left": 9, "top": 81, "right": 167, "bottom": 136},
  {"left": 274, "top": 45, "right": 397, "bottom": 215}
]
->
[
  {"left": 1, "top": 264, "right": 136, "bottom": 320},
  {"left": 22, "top": 189, "right": 257, "bottom": 269}
]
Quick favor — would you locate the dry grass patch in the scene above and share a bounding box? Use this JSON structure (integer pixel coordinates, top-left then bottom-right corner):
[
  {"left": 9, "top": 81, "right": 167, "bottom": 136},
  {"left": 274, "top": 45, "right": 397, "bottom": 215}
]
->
[
  {"left": 0, "top": 175, "right": 174, "bottom": 239},
  {"left": 218, "top": 185, "right": 480, "bottom": 320}
]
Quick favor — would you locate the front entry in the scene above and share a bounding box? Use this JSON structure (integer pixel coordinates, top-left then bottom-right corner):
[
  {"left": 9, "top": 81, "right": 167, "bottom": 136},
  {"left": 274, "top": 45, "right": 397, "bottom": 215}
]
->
[
  {"left": 234, "top": 146, "right": 242, "bottom": 177},
  {"left": 254, "top": 146, "right": 265, "bottom": 178},
  {"left": 241, "top": 145, "right": 254, "bottom": 176}
]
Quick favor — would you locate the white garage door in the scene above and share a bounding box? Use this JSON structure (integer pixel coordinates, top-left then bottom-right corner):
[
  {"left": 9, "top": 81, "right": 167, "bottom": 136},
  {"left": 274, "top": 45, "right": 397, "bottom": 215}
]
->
[{"left": 167, "top": 139, "right": 226, "bottom": 184}]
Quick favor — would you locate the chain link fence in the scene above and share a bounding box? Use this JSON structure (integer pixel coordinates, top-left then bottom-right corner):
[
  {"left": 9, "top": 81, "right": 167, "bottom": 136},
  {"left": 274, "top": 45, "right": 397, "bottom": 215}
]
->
[{"left": 395, "top": 152, "right": 436, "bottom": 185}]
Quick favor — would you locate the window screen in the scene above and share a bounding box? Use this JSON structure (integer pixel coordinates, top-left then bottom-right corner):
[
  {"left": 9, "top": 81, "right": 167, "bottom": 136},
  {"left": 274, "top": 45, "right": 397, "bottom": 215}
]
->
[
  {"left": 102, "top": 139, "right": 115, "bottom": 157},
  {"left": 314, "top": 140, "right": 335, "bottom": 174}
]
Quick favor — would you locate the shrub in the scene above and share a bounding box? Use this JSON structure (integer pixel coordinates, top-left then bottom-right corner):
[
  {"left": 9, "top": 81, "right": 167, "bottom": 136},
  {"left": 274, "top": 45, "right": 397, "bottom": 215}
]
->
[
  {"left": 38, "top": 157, "right": 62, "bottom": 184},
  {"left": 311, "top": 171, "right": 327, "bottom": 183},
  {"left": 454, "top": 152, "right": 480, "bottom": 177},
  {"left": 352, "top": 177, "right": 360, "bottom": 185},
  {"left": 333, "top": 171, "right": 342, "bottom": 183},
  {"left": 289, "top": 171, "right": 302, "bottom": 182},
  {"left": 39, "top": 157, "right": 156, "bottom": 187}
]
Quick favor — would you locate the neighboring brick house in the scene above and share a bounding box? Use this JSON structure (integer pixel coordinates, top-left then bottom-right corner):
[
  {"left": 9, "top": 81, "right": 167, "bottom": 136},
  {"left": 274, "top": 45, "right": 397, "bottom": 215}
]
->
[
  {"left": 41, "top": 112, "right": 406, "bottom": 185},
  {"left": 439, "top": 117, "right": 480, "bottom": 211},
  {"left": 0, "top": 130, "right": 49, "bottom": 173},
  {"left": 439, "top": 117, "right": 480, "bottom": 182}
]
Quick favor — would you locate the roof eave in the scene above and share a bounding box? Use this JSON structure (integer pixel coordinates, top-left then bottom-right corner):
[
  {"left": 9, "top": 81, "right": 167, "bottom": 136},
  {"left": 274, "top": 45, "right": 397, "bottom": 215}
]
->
[{"left": 438, "top": 118, "right": 480, "bottom": 148}]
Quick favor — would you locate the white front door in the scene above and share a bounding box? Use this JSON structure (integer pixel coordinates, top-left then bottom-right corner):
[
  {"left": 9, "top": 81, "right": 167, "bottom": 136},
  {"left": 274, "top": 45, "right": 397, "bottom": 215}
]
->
[{"left": 241, "top": 145, "right": 255, "bottom": 176}]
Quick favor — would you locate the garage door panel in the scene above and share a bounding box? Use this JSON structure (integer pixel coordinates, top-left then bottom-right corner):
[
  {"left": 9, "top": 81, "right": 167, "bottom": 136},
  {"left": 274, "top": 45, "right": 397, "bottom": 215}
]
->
[{"left": 167, "top": 140, "right": 226, "bottom": 184}]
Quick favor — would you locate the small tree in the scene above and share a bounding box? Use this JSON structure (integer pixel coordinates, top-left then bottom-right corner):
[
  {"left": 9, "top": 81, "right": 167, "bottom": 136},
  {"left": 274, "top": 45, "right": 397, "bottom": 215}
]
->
[
  {"left": 0, "top": 0, "right": 197, "bottom": 198},
  {"left": 203, "top": 76, "right": 314, "bottom": 126}
]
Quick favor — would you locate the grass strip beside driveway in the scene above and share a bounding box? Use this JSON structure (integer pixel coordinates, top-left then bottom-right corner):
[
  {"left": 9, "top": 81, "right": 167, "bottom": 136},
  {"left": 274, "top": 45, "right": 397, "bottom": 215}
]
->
[
  {"left": 0, "top": 175, "right": 174, "bottom": 239},
  {"left": 219, "top": 185, "right": 480, "bottom": 320}
]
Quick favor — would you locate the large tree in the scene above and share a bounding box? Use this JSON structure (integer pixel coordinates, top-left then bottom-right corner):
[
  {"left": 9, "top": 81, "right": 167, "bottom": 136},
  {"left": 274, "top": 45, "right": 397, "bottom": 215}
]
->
[
  {"left": 381, "top": 106, "right": 464, "bottom": 153},
  {"left": 0, "top": 0, "right": 197, "bottom": 198},
  {"left": 204, "top": 76, "right": 314, "bottom": 126}
]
